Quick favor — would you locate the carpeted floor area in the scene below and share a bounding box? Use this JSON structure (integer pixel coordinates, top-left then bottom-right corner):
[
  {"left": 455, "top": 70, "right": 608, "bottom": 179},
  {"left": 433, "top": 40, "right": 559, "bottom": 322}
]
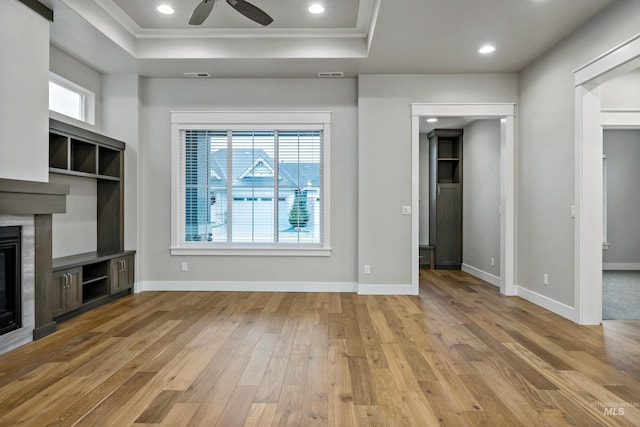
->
[{"left": 602, "top": 270, "right": 640, "bottom": 320}]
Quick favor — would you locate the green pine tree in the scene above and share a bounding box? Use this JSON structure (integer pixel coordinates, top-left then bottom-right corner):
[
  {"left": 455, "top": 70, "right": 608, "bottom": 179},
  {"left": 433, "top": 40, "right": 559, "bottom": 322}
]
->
[{"left": 289, "top": 189, "right": 309, "bottom": 228}]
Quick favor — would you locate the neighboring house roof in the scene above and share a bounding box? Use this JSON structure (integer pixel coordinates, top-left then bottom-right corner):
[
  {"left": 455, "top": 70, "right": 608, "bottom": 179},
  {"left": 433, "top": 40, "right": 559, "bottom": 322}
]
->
[
  {"left": 238, "top": 156, "right": 276, "bottom": 179},
  {"left": 279, "top": 162, "right": 321, "bottom": 188},
  {"left": 209, "top": 148, "right": 319, "bottom": 189}
]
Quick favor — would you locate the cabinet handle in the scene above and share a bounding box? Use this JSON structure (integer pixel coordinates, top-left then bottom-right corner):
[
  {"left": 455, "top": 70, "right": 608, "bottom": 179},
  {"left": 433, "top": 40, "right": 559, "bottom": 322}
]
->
[{"left": 437, "top": 185, "right": 440, "bottom": 197}]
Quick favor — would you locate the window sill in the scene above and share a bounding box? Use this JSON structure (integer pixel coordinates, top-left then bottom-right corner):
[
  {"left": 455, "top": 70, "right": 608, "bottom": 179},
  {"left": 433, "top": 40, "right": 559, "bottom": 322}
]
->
[{"left": 170, "top": 246, "right": 332, "bottom": 257}]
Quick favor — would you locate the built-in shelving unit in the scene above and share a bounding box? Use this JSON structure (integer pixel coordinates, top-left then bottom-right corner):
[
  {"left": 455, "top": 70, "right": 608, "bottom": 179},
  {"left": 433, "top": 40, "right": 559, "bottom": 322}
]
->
[
  {"left": 429, "top": 129, "right": 463, "bottom": 269},
  {"left": 45, "top": 119, "right": 135, "bottom": 327}
]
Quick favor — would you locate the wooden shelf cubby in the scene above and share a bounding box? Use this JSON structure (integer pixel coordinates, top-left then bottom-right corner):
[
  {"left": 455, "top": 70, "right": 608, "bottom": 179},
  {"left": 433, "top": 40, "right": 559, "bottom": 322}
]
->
[
  {"left": 98, "top": 146, "right": 121, "bottom": 178},
  {"left": 70, "top": 139, "right": 96, "bottom": 174}
]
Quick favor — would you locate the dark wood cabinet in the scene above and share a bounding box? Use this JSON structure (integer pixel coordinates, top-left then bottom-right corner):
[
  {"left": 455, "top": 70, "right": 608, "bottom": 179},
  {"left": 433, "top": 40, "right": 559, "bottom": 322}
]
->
[
  {"left": 52, "top": 251, "right": 135, "bottom": 321},
  {"left": 51, "top": 267, "right": 82, "bottom": 318},
  {"left": 110, "top": 254, "right": 134, "bottom": 295},
  {"left": 429, "top": 129, "right": 463, "bottom": 269}
]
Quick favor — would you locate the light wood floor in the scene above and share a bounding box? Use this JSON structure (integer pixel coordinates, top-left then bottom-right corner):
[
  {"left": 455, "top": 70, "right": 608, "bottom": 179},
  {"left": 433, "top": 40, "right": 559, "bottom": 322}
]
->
[{"left": 1, "top": 270, "right": 639, "bottom": 426}]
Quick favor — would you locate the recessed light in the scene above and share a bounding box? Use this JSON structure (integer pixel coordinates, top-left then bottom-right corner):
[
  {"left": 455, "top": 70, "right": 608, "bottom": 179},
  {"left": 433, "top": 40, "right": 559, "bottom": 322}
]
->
[
  {"left": 426, "top": 118, "right": 438, "bottom": 123},
  {"left": 479, "top": 45, "right": 496, "bottom": 54},
  {"left": 309, "top": 4, "right": 325, "bottom": 14},
  {"left": 157, "top": 5, "right": 174, "bottom": 15}
]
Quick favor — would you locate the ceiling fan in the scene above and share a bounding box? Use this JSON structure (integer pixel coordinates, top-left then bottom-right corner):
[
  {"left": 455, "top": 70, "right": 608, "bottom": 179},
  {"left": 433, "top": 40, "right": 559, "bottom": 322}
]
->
[{"left": 189, "top": 0, "right": 274, "bottom": 26}]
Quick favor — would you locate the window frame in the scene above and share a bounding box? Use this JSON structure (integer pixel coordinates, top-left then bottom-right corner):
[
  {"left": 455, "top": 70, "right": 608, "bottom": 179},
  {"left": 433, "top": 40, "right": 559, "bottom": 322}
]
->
[
  {"left": 48, "top": 72, "right": 96, "bottom": 125},
  {"left": 170, "top": 111, "right": 332, "bottom": 256}
]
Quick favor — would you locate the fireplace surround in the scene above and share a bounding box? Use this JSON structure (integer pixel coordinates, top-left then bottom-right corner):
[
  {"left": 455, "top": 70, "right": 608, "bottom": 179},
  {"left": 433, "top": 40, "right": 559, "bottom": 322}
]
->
[{"left": 0, "top": 178, "right": 68, "bottom": 354}]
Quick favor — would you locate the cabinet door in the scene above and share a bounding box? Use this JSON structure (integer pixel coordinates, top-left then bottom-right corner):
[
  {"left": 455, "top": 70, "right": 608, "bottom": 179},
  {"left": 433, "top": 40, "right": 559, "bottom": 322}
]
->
[
  {"left": 435, "top": 184, "right": 462, "bottom": 268},
  {"left": 122, "top": 255, "right": 134, "bottom": 291},
  {"left": 51, "top": 270, "right": 67, "bottom": 318},
  {"left": 110, "top": 259, "right": 122, "bottom": 295},
  {"left": 52, "top": 267, "right": 82, "bottom": 316},
  {"left": 111, "top": 255, "right": 135, "bottom": 295},
  {"left": 66, "top": 267, "right": 83, "bottom": 312}
]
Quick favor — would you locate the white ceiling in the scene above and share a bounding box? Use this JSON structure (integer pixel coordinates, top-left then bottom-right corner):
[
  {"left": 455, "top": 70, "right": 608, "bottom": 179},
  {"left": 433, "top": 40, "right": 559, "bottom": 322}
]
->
[
  {"left": 111, "top": 0, "right": 360, "bottom": 30},
  {"left": 42, "top": 0, "right": 618, "bottom": 78}
]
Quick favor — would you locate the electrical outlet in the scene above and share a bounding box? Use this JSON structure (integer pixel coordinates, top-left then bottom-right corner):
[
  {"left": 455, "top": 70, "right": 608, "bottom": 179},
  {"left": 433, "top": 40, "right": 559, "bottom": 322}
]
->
[
  {"left": 364, "top": 264, "right": 371, "bottom": 274},
  {"left": 491, "top": 257, "right": 495, "bottom": 266},
  {"left": 181, "top": 262, "right": 188, "bottom": 272},
  {"left": 402, "top": 206, "right": 412, "bottom": 215},
  {"left": 543, "top": 273, "right": 548, "bottom": 285}
]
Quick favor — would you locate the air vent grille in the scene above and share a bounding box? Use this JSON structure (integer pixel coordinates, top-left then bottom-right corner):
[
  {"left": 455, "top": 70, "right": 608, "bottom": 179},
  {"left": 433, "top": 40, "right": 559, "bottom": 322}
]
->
[
  {"left": 183, "top": 72, "right": 212, "bottom": 78},
  {"left": 317, "top": 72, "right": 344, "bottom": 78}
]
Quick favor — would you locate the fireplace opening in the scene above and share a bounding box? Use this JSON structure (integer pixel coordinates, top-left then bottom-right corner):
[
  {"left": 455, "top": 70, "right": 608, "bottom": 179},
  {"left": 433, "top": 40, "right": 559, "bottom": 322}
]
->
[{"left": 0, "top": 226, "right": 21, "bottom": 335}]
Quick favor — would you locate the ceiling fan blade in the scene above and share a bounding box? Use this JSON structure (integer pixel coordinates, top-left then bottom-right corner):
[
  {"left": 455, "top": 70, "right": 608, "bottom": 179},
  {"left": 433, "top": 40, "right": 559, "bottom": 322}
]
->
[
  {"left": 189, "top": 0, "right": 215, "bottom": 25},
  {"left": 227, "top": 0, "right": 273, "bottom": 26}
]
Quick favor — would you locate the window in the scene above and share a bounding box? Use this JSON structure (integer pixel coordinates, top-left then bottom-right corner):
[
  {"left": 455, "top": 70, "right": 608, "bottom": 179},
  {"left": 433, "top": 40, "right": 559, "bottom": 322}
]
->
[
  {"left": 171, "top": 111, "right": 331, "bottom": 255},
  {"left": 48, "top": 73, "right": 95, "bottom": 124}
]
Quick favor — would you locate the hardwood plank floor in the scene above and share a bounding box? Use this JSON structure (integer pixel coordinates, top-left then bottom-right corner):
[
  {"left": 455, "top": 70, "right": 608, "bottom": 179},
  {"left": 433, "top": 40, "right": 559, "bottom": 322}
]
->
[{"left": 1, "top": 270, "right": 639, "bottom": 426}]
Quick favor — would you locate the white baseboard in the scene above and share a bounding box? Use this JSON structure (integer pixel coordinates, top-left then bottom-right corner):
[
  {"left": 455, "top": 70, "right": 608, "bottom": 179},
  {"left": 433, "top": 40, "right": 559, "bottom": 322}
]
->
[
  {"left": 461, "top": 263, "right": 500, "bottom": 287},
  {"left": 603, "top": 262, "right": 640, "bottom": 271},
  {"left": 357, "top": 283, "right": 416, "bottom": 295},
  {"left": 139, "top": 280, "right": 358, "bottom": 293},
  {"left": 515, "top": 285, "right": 577, "bottom": 322}
]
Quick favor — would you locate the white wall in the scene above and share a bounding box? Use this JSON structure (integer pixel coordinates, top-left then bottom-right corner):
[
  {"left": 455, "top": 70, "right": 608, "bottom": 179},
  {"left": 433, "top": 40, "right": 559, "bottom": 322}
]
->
[
  {"left": 50, "top": 174, "right": 98, "bottom": 258},
  {"left": 518, "top": 0, "right": 640, "bottom": 307},
  {"left": 0, "top": 1, "right": 49, "bottom": 183},
  {"left": 462, "top": 120, "right": 501, "bottom": 280},
  {"left": 140, "top": 78, "right": 358, "bottom": 287},
  {"left": 603, "top": 130, "right": 640, "bottom": 266},
  {"left": 102, "top": 75, "right": 140, "bottom": 258},
  {"left": 358, "top": 75, "right": 518, "bottom": 291}
]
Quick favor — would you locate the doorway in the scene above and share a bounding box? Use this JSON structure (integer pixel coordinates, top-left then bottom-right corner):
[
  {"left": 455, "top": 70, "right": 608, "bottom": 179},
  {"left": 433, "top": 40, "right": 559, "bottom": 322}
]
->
[
  {"left": 418, "top": 118, "right": 502, "bottom": 284},
  {"left": 410, "top": 104, "right": 516, "bottom": 296},
  {"left": 575, "top": 33, "right": 640, "bottom": 324},
  {"left": 602, "top": 128, "right": 640, "bottom": 320}
]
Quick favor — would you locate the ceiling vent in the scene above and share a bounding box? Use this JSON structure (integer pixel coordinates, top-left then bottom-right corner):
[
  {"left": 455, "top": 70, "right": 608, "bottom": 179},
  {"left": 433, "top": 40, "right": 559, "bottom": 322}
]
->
[
  {"left": 317, "top": 72, "right": 344, "bottom": 78},
  {"left": 183, "top": 72, "right": 212, "bottom": 78}
]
